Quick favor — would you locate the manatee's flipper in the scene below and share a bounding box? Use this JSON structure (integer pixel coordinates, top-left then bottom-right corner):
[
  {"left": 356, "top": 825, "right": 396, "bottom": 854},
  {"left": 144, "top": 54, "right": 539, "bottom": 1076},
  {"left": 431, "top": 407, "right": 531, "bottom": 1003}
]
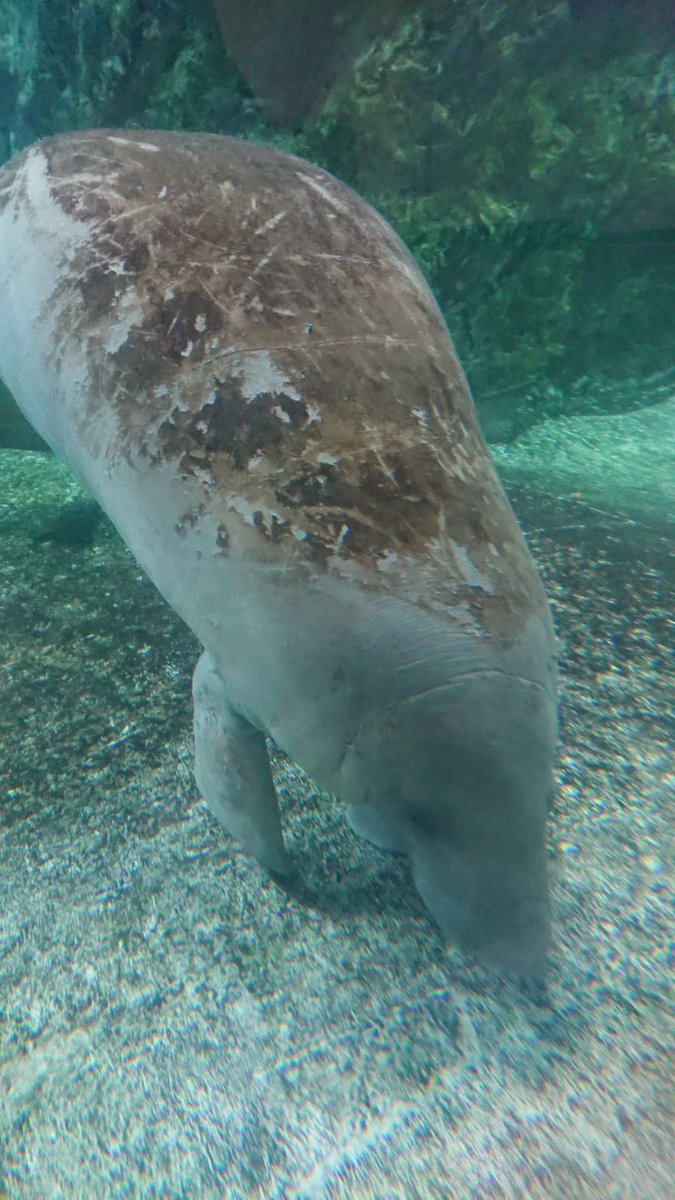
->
[{"left": 192, "top": 651, "right": 291, "bottom": 874}]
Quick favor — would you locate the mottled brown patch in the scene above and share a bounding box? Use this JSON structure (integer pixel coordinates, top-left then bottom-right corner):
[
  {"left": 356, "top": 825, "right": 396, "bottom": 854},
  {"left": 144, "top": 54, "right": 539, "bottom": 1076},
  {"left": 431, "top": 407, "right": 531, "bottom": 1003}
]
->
[
  {"left": 79, "top": 260, "right": 118, "bottom": 319},
  {"left": 156, "top": 291, "right": 223, "bottom": 365},
  {"left": 274, "top": 443, "right": 446, "bottom": 561},
  {"left": 152, "top": 376, "right": 315, "bottom": 475},
  {"left": 1, "top": 129, "right": 550, "bottom": 635}
]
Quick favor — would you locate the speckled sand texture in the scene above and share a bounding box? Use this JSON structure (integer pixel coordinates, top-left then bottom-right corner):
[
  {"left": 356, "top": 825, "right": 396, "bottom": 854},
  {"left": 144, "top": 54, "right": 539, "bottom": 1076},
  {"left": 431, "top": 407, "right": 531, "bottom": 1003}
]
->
[{"left": 0, "top": 405, "right": 672, "bottom": 1198}]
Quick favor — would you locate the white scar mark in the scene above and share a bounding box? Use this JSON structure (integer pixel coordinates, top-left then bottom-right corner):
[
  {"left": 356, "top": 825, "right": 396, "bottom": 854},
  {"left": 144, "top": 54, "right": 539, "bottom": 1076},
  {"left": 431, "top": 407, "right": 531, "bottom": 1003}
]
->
[
  {"left": 287, "top": 251, "right": 373, "bottom": 267},
  {"left": 395, "top": 655, "right": 437, "bottom": 672},
  {"left": 252, "top": 211, "right": 288, "bottom": 237},
  {"left": 398, "top": 672, "right": 551, "bottom": 705},
  {"left": 106, "top": 136, "right": 161, "bottom": 153},
  {"left": 248, "top": 249, "right": 279, "bottom": 283},
  {"left": 449, "top": 541, "right": 496, "bottom": 594},
  {"left": 296, "top": 172, "right": 355, "bottom": 219},
  {"left": 172, "top": 224, "right": 236, "bottom": 255},
  {"left": 371, "top": 446, "right": 399, "bottom": 486},
  {"left": 333, "top": 524, "right": 350, "bottom": 552},
  {"left": 199, "top": 335, "right": 420, "bottom": 369},
  {"left": 111, "top": 201, "right": 169, "bottom": 222},
  {"left": 194, "top": 274, "right": 230, "bottom": 318},
  {"left": 301, "top": 504, "right": 379, "bottom": 529}
]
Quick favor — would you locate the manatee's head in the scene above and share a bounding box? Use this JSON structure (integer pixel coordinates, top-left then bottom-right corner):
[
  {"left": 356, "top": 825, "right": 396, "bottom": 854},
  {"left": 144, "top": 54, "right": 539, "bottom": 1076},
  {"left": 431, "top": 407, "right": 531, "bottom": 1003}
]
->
[{"left": 340, "top": 669, "right": 557, "bottom": 977}]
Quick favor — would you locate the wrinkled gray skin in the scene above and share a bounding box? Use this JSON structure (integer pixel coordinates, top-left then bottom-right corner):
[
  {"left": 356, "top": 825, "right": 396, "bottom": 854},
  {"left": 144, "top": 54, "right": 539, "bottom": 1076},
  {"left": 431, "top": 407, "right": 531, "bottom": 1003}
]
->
[{"left": 0, "top": 131, "right": 558, "bottom": 976}]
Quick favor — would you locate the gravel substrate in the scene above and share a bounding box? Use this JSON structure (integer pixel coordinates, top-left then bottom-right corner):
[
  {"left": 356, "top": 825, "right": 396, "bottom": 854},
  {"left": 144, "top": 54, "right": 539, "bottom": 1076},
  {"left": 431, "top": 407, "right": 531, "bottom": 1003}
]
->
[{"left": 0, "top": 410, "right": 672, "bottom": 1199}]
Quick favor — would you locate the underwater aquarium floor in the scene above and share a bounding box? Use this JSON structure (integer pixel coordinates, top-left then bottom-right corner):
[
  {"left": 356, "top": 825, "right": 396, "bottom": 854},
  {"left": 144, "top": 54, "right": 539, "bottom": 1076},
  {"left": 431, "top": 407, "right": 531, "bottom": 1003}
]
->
[{"left": 0, "top": 403, "right": 672, "bottom": 1200}]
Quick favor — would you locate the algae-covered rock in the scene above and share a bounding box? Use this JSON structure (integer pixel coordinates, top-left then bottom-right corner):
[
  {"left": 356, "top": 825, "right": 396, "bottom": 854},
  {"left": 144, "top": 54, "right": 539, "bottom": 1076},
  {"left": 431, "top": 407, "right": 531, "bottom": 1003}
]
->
[
  {"left": 294, "top": 0, "right": 674, "bottom": 434},
  {"left": 0, "top": 0, "right": 264, "bottom": 155}
]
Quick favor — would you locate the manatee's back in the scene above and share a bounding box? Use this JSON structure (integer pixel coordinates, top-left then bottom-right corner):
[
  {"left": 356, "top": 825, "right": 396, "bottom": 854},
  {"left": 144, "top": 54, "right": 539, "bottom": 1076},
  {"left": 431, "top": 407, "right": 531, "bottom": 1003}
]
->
[{"left": 0, "top": 130, "right": 550, "bottom": 651}]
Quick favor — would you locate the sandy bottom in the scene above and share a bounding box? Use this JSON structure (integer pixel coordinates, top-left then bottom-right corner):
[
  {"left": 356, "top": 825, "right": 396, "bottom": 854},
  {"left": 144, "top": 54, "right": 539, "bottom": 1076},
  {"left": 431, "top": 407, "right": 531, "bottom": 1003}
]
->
[{"left": 0, "top": 406, "right": 672, "bottom": 1199}]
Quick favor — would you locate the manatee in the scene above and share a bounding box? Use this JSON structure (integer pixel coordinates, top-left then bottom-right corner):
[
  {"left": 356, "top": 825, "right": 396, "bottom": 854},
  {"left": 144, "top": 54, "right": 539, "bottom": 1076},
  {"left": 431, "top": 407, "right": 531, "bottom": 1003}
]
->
[{"left": 0, "top": 130, "right": 557, "bottom": 974}]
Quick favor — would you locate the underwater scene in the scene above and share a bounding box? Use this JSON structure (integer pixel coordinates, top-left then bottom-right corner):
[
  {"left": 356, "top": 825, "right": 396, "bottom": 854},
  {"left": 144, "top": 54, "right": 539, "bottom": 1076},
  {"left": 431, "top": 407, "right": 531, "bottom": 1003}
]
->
[{"left": 0, "top": 2, "right": 672, "bottom": 1197}]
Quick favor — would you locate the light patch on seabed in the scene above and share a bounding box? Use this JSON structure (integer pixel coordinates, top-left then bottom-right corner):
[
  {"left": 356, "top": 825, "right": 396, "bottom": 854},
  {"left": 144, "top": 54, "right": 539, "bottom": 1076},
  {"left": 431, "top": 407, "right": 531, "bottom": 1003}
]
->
[
  {"left": 0, "top": 442, "right": 672, "bottom": 1199},
  {"left": 491, "top": 397, "right": 675, "bottom": 528}
]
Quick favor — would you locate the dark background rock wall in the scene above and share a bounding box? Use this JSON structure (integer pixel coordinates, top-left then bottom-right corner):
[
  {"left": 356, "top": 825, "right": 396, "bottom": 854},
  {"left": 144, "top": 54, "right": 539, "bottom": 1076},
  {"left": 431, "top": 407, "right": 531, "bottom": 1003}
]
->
[{"left": 0, "top": 0, "right": 673, "bottom": 441}]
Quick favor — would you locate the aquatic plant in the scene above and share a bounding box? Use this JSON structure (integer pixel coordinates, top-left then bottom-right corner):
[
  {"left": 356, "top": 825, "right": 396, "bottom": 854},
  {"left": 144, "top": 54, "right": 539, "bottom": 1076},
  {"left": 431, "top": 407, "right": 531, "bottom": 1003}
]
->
[
  {"left": 0, "top": 0, "right": 263, "bottom": 154},
  {"left": 298, "top": 1, "right": 675, "bottom": 433}
]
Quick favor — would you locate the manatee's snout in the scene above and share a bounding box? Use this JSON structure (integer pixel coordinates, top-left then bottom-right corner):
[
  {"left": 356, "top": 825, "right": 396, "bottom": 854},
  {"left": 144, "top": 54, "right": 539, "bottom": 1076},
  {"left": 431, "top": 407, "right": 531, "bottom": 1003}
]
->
[
  {"left": 342, "top": 664, "right": 557, "bottom": 976},
  {"left": 401, "top": 667, "right": 556, "bottom": 976},
  {"left": 412, "top": 848, "right": 551, "bottom": 977},
  {"left": 481, "top": 908, "right": 551, "bottom": 978}
]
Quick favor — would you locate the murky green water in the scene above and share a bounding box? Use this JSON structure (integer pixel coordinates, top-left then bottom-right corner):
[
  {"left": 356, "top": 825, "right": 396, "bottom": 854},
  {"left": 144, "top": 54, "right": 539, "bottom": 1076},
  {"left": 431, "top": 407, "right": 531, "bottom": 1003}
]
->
[{"left": 0, "top": 3, "right": 673, "bottom": 1196}]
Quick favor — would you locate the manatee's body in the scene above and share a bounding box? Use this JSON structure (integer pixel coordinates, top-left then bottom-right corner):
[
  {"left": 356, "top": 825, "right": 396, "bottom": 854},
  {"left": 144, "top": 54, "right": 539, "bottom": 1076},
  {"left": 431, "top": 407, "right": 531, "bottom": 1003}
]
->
[{"left": 0, "top": 131, "right": 557, "bottom": 973}]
